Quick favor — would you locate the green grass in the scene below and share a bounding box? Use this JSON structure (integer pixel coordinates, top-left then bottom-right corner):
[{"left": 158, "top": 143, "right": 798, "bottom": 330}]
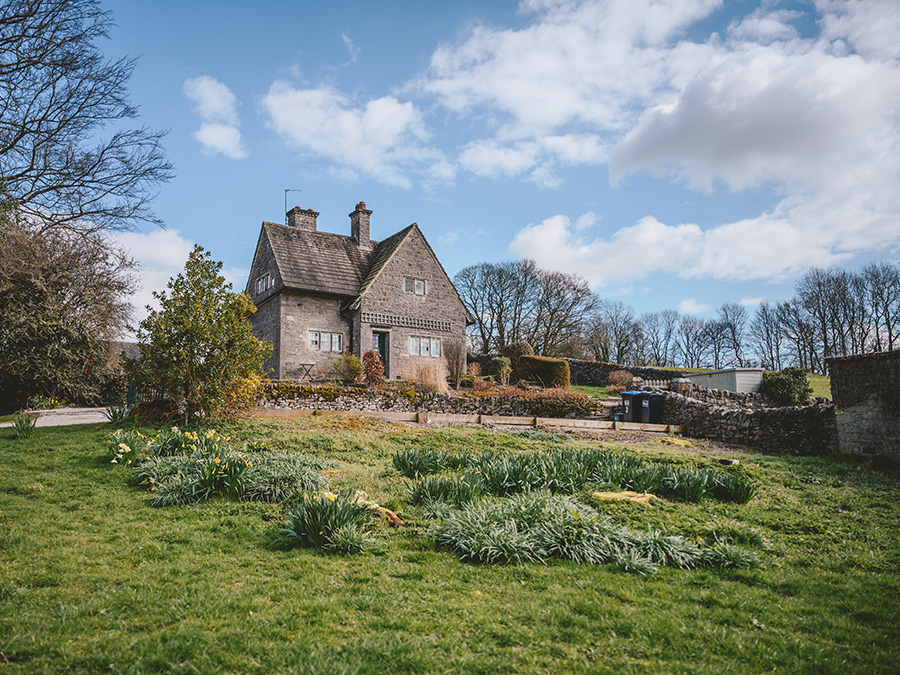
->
[
  {"left": 2, "top": 418, "right": 899, "bottom": 673},
  {"left": 808, "top": 373, "right": 832, "bottom": 399},
  {"left": 571, "top": 384, "right": 618, "bottom": 398}
]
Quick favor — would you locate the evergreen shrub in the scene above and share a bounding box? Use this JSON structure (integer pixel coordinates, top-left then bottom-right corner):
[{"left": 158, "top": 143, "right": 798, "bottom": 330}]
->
[{"left": 518, "top": 355, "right": 570, "bottom": 388}]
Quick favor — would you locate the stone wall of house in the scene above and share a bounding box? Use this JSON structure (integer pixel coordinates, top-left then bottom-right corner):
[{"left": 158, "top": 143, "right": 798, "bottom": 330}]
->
[
  {"left": 252, "top": 295, "right": 281, "bottom": 379},
  {"left": 278, "top": 291, "right": 352, "bottom": 380},
  {"left": 360, "top": 227, "right": 468, "bottom": 381},
  {"left": 653, "top": 389, "right": 838, "bottom": 454},
  {"left": 826, "top": 351, "right": 900, "bottom": 458}
]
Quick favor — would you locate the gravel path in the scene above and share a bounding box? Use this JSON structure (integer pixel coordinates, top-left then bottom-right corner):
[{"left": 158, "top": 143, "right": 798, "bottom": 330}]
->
[{"left": 0, "top": 407, "right": 109, "bottom": 428}]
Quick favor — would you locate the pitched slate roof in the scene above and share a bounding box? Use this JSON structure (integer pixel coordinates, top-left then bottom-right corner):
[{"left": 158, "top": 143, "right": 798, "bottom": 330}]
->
[{"left": 263, "top": 222, "right": 375, "bottom": 296}]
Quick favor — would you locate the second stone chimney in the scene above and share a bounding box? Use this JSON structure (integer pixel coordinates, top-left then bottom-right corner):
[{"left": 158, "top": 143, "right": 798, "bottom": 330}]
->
[
  {"left": 287, "top": 206, "right": 318, "bottom": 231},
  {"left": 349, "top": 201, "right": 372, "bottom": 250}
]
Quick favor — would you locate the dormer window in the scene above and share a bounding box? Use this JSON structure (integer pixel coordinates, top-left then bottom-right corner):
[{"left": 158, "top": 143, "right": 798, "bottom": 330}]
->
[
  {"left": 405, "top": 278, "right": 426, "bottom": 295},
  {"left": 256, "top": 273, "right": 272, "bottom": 295}
]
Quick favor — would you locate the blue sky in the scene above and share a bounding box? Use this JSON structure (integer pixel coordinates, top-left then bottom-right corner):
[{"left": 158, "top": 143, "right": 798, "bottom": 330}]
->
[{"left": 103, "top": 0, "right": 900, "bottom": 325}]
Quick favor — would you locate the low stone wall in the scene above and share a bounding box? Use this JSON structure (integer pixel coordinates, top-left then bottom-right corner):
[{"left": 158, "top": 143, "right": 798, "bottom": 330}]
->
[
  {"left": 826, "top": 351, "right": 900, "bottom": 458},
  {"left": 654, "top": 390, "right": 837, "bottom": 454},
  {"left": 258, "top": 381, "right": 602, "bottom": 419},
  {"left": 565, "top": 359, "right": 697, "bottom": 386}
]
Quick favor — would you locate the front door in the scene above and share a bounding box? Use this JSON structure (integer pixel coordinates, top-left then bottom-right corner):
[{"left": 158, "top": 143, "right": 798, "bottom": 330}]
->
[{"left": 372, "top": 331, "right": 388, "bottom": 378}]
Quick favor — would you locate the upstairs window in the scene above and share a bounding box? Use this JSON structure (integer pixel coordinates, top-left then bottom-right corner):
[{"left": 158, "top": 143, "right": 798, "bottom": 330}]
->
[
  {"left": 256, "top": 273, "right": 272, "bottom": 295},
  {"left": 405, "top": 278, "right": 426, "bottom": 295}
]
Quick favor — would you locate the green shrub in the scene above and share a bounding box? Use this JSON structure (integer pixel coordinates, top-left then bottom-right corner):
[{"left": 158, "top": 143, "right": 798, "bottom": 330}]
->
[
  {"left": 408, "top": 475, "right": 483, "bottom": 506},
  {"left": 107, "top": 429, "right": 151, "bottom": 464},
  {"left": 701, "top": 541, "right": 760, "bottom": 569},
  {"left": 393, "top": 448, "right": 450, "bottom": 478},
  {"left": 759, "top": 367, "right": 812, "bottom": 406},
  {"left": 241, "top": 454, "right": 329, "bottom": 503},
  {"left": 712, "top": 473, "right": 758, "bottom": 504},
  {"left": 104, "top": 404, "right": 131, "bottom": 422},
  {"left": 518, "top": 355, "right": 570, "bottom": 388},
  {"left": 282, "top": 490, "right": 375, "bottom": 554},
  {"left": 503, "top": 341, "right": 534, "bottom": 381},
  {"left": 331, "top": 354, "right": 364, "bottom": 383},
  {"left": 637, "top": 526, "right": 701, "bottom": 569},
  {"left": 432, "top": 492, "right": 675, "bottom": 573},
  {"left": 491, "top": 356, "right": 512, "bottom": 386},
  {"left": 12, "top": 413, "right": 37, "bottom": 439}
]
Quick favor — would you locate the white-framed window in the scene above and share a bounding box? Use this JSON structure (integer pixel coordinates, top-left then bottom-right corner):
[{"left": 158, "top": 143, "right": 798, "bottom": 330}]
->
[
  {"left": 256, "top": 273, "right": 271, "bottom": 295},
  {"left": 404, "top": 277, "right": 426, "bottom": 295},
  {"left": 308, "top": 330, "right": 343, "bottom": 352},
  {"left": 409, "top": 335, "right": 441, "bottom": 357}
]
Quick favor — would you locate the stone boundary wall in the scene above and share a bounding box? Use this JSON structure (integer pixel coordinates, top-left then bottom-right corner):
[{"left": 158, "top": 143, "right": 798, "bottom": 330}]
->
[
  {"left": 826, "top": 351, "right": 900, "bottom": 458},
  {"left": 652, "top": 390, "right": 837, "bottom": 454},
  {"left": 565, "top": 359, "right": 697, "bottom": 386},
  {"left": 258, "top": 381, "right": 601, "bottom": 419},
  {"left": 466, "top": 355, "right": 695, "bottom": 384}
]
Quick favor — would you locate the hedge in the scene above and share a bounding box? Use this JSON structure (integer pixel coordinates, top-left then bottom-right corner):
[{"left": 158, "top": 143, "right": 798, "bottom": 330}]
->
[{"left": 518, "top": 355, "right": 570, "bottom": 388}]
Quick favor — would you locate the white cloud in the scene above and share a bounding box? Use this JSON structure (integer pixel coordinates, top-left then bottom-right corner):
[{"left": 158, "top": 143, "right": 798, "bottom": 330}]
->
[
  {"left": 739, "top": 297, "right": 765, "bottom": 307},
  {"left": 183, "top": 76, "right": 248, "bottom": 159},
  {"left": 817, "top": 0, "right": 900, "bottom": 61},
  {"left": 509, "top": 213, "right": 703, "bottom": 286},
  {"left": 193, "top": 123, "right": 248, "bottom": 160},
  {"left": 424, "top": 0, "right": 900, "bottom": 282},
  {"left": 184, "top": 75, "right": 240, "bottom": 125},
  {"left": 679, "top": 298, "right": 710, "bottom": 314},
  {"left": 342, "top": 33, "right": 360, "bottom": 63},
  {"left": 261, "top": 82, "right": 449, "bottom": 189},
  {"left": 115, "top": 229, "right": 248, "bottom": 334}
]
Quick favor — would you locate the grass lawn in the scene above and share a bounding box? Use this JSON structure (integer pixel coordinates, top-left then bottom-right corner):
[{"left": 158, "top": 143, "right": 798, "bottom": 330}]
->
[
  {"left": 808, "top": 374, "right": 832, "bottom": 399},
  {"left": 2, "top": 418, "right": 898, "bottom": 674},
  {"left": 571, "top": 384, "right": 618, "bottom": 398}
]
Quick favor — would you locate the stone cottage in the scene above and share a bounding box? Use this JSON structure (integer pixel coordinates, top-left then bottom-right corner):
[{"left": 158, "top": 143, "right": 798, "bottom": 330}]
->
[{"left": 245, "top": 201, "right": 473, "bottom": 380}]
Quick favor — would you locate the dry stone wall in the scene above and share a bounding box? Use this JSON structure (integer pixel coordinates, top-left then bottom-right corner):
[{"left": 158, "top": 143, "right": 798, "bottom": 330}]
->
[
  {"left": 826, "top": 351, "right": 900, "bottom": 458},
  {"left": 565, "top": 359, "right": 696, "bottom": 386},
  {"left": 258, "top": 381, "right": 601, "bottom": 419},
  {"left": 650, "top": 389, "right": 837, "bottom": 454}
]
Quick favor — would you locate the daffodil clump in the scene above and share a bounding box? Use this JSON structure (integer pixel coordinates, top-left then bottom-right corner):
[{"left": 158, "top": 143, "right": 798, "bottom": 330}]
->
[
  {"left": 105, "top": 426, "right": 330, "bottom": 507},
  {"left": 282, "top": 489, "right": 376, "bottom": 554},
  {"left": 106, "top": 429, "right": 151, "bottom": 465}
]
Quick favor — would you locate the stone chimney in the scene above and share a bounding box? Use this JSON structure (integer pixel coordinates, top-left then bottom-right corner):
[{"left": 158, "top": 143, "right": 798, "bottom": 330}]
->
[
  {"left": 286, "top": 206, "right": 318, "bottom": 231},
  {"left": 349, "top": 201, "right": 372, "bottom": 250}
]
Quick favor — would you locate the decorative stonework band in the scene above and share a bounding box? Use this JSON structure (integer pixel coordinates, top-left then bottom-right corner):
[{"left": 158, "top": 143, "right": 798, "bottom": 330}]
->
[{"left": 361, "top": 311, "right": 451, "bottom": 332}]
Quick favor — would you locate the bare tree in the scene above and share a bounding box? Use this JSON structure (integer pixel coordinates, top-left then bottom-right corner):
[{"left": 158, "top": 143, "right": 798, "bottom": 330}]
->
[
  {"left": 675, "top": 316, "right": 709, "bottom": 368},
  {"left": 749, "top": 301, "right": 785, "bottom": 370},
  {"left": 0, "top": 0, "right": 172, "bottom": 233},
  {"left": 525, "top": 268, "right": 598, "bottom": 357},
  {"left": 861, "top": 260, "right": 900, "bottom": 351},
  {"left": 703, "top": 319, "right": 729, "bottom": 369},
  {"left": 639, "top": 309, "right": 680, "bottom": 367},
  {"left": 585, "top": 299, "right": 639, "bottom": 364},
  {"left": 716, "top": 302, "right": 748, "bottom": 367},
  {"left": 454, "top": 259, "right": 539, "bottom": 354}
]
